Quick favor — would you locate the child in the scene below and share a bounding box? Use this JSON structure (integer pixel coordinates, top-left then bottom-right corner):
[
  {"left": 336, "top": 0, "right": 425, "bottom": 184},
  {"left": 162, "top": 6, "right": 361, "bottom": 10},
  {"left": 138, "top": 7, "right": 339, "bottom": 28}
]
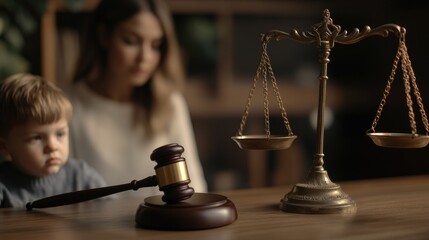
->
[{"left": 0, "top": 73, "right": 106, "bottom": 208}]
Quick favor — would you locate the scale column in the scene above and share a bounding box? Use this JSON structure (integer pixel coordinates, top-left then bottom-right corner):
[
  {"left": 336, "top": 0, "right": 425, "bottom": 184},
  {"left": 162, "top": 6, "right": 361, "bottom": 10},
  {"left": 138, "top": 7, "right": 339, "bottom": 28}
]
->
[
  {"left": 314, "top": 40, "right": 330, "bottom": 172},
  {"left": 279, "top": 38, "right": 356, "bottom": 214}
]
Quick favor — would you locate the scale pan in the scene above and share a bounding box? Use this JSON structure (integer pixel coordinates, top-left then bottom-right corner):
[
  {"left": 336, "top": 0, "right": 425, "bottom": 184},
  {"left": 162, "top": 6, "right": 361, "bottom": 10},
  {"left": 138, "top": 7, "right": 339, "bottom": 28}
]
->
[
  {"left": 231, "top": 135, "right": 297, "bottom": 150},
  {"left": 367, "top": 132, "right": 429, "bottom": 148}
]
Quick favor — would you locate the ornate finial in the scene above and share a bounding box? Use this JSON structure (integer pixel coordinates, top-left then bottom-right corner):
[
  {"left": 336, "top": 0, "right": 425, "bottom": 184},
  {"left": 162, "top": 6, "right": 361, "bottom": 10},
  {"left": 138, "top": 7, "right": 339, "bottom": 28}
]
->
[
  {"left": 311, "top": 9, "right": 340, "bottom": 47},
  {"left": 323, "top": 9, "right": 330, "bottom": 19}
]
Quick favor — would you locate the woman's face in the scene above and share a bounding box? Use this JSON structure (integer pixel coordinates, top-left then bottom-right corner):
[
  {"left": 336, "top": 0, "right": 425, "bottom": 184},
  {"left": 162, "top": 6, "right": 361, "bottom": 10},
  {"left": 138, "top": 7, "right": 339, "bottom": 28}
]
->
[{"left": 103, "top": 11, "right": 163, "bottom": 89}]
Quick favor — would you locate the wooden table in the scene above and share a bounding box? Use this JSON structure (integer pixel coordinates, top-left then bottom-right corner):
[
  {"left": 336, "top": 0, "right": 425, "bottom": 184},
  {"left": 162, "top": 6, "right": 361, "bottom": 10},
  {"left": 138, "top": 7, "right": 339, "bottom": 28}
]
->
[{"left": 1, "top": 175, "right": 428, "bottom": 240}]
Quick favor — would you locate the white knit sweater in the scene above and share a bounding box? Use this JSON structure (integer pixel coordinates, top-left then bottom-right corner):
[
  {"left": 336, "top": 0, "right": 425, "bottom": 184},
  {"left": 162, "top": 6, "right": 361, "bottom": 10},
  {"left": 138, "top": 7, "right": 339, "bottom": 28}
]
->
[{"left": 64, "top": 82, "right": 207, "bottom": 198}]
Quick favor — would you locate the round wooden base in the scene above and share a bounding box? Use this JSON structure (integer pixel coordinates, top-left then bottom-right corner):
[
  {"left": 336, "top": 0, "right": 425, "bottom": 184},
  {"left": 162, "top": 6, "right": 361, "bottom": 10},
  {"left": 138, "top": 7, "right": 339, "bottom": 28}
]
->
[{"left": 135, "top": 193, "right": 237, "bottom": 230}]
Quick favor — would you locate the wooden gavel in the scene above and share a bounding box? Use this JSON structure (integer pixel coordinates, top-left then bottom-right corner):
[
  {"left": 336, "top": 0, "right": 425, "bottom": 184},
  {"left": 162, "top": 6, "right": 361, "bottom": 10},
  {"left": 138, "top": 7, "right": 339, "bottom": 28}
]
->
[{"left": 26, "top": 143, "right": 194, "bottom": 210}]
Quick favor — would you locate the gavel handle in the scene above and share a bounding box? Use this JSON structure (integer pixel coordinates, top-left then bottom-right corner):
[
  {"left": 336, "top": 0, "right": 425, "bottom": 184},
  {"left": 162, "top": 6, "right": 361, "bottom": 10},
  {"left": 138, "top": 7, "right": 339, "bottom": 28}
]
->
[{"left": 26, "top": 175, "right": 158, "bottom": 210}]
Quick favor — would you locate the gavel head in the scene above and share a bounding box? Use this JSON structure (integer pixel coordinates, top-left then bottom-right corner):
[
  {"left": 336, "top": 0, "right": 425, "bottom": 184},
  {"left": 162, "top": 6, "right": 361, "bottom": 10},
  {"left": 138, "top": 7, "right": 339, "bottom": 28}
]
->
[{"left": 150, "top": 143, "right": 195, "bottom": 203}]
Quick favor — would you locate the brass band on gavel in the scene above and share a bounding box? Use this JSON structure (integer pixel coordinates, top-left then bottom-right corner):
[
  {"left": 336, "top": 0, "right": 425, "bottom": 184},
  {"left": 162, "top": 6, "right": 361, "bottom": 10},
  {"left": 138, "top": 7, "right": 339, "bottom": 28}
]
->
[{"left": 155, "top": 161, "right": 190, "bottom": 187}]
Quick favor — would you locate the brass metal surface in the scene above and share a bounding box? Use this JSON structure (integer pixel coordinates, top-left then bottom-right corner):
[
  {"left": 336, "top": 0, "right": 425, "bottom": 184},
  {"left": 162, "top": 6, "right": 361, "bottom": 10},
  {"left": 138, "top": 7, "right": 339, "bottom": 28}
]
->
[
  {"left": 233, "top": 9, "right": 428, "bottom": 214},
  {"left": 232, "top": 31, "right": 295, "bottom": 150},
  {"left": 155, "top": 161, "right": 190, "bottom": 187},
  {"left": 367, "top": 132, "right": 429, "bottom": 148},
  {"left": 280, "top": 170, "right": 356, "bottom": 214},
  {"left": 268, "top": 9, "right": 407, "bottom": 213},
  {"left": 367, "top": 34, "right": 429, "bottom": 141},
  {"left": 231, "top": 135, "right": 297, "bottom": 150}
]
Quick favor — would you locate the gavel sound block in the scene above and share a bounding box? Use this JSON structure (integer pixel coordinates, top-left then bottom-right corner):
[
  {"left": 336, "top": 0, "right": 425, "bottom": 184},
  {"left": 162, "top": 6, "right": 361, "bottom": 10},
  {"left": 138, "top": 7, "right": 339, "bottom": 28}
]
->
[
  {"left": 135, "top": 143, "right": 237, "bottom": 230},
  {"left": 26, "top": 143, "right": 237, "bottom": 230}
]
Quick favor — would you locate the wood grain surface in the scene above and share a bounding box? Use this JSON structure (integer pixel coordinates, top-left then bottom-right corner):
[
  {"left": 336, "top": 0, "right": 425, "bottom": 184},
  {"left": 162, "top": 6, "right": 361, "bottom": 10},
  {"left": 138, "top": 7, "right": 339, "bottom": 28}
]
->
[{"left": 1, "top": 175, "right": 428, "bottom": 240}]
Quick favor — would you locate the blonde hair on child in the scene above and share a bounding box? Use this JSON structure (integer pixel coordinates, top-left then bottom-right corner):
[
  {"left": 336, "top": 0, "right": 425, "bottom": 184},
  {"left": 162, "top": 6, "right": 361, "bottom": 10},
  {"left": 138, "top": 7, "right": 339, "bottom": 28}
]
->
[{"left": 0, "top": 73, "right": 72, "bottom": 137}]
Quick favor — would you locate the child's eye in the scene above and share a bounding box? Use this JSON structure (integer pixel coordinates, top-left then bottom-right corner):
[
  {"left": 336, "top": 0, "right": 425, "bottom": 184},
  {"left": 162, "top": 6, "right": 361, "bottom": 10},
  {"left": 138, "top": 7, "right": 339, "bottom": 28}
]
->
[
  {"left": 56, "top": 131, "right": 66, "bottom": 138},
  {"left": 28, "top": 135, "right": 42, "bottom": 142}
]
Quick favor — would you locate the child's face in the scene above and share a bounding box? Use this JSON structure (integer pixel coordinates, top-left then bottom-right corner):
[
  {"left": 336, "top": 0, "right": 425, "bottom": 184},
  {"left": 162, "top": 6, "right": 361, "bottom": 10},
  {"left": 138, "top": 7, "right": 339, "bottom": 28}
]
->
[{"left": 1, "top": 118, "right": 69, "bottom": 177}]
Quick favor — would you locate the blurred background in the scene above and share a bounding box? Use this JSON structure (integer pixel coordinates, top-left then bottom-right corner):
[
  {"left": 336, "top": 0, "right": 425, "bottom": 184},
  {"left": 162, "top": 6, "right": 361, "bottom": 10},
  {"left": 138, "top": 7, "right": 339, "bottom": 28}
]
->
[{"left": 1, "top": 0, "right": 428, "bottom": 191}]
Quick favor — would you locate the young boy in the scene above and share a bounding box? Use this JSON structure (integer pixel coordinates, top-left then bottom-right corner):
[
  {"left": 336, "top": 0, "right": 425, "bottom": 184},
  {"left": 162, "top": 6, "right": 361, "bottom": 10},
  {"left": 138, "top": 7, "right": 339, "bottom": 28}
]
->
[{"left": 0, "top": 73, "right": 106, "bottom": 208}]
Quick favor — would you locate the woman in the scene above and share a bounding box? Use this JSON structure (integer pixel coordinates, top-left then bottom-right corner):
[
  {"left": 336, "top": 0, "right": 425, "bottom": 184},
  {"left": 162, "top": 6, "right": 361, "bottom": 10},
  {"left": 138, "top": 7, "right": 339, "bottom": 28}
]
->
[{"left": 65, "top": 0, "right": 207, "bottom": 197}]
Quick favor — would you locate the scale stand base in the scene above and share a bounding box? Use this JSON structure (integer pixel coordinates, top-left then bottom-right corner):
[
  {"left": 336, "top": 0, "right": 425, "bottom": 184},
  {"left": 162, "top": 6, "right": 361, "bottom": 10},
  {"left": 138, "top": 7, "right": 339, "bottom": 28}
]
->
[
  {"left": 279, "top": 169, "right": 356, "bottom": 214},
  {"left": 135, "top": 193, "right": 237, "bottom": 230}
]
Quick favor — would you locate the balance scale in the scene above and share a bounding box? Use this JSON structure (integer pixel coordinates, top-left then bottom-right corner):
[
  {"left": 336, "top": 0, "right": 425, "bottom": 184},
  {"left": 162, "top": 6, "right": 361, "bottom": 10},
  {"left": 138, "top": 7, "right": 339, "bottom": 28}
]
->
[{"left": 231, "top": 9, "right": 429, "bottom": 214}]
